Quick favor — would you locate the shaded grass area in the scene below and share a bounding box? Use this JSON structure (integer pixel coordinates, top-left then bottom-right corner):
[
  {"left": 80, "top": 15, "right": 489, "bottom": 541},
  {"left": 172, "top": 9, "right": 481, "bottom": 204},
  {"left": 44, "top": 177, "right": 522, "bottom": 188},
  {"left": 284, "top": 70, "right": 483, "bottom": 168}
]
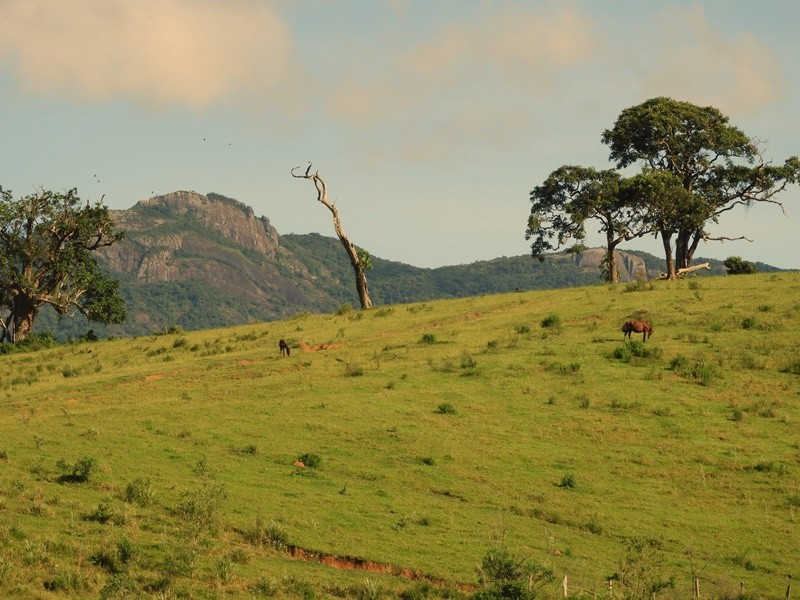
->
[{"left": 0, "top": 272, "right": 799, "bottom": 598}]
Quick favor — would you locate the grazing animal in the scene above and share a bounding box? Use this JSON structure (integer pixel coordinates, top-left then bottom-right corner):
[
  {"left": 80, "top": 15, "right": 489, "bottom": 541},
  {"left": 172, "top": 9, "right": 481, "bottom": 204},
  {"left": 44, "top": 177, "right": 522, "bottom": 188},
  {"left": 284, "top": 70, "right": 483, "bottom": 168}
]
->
[
  {"left": 622, "top": 320, "right": 653, "bottom": 342},
  {"left": 279, "top": 339, "right": 290, "bottom": 357}
]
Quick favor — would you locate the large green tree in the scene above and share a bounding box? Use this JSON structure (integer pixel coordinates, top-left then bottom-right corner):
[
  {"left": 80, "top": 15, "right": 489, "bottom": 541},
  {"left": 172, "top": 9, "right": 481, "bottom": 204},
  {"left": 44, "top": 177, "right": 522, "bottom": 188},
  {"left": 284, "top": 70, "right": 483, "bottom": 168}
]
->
[
  {"left": 0, "top": 187, "right": 126, "bottom": 342},
  {"left": 601, "top": 97, "right": 800, "bottom": 279},
  {"left": 526, "top": 166, "right": 651, "bottom": 282}
]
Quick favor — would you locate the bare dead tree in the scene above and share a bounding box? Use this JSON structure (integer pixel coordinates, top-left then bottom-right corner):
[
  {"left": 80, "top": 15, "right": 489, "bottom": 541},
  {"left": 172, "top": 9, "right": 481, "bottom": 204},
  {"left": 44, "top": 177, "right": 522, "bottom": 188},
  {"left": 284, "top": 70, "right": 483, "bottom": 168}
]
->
[{"left": 291, "top": 163, "right": 373, "bottom": 309}]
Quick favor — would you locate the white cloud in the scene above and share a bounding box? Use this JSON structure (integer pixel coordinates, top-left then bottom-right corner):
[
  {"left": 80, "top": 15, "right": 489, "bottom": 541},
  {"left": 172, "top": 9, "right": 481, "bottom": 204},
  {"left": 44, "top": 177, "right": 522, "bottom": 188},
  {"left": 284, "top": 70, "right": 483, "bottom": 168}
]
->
[
  {"left": 324, "top": 6, "right": 599, "bottom": 162},
  {"left": 0, "top": 0, "right": 303, "bottom": 111},
  {"left": 636, "top": 6, "right": 786, "bottom": 116}
]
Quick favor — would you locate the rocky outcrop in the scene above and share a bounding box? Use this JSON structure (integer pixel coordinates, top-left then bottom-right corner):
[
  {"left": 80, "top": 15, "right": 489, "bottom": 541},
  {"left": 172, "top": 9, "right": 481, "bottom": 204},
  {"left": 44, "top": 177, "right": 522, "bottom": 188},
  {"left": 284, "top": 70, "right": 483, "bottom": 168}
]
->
[
  {"left": 572, "top": 248, "right": 648, "bottom": 281},
  {"left": 100, "top": 191, "right": 281, "bottom": 284}
]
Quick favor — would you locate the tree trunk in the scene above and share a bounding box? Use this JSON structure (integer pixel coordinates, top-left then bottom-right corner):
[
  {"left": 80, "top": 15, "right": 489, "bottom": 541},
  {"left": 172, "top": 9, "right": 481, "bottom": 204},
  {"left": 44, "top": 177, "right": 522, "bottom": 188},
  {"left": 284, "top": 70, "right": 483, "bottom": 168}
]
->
[
  {"left": 686, "top": 230, "right": 703, "bottom": 266},
  {"left": 0, "top": 313, "right": 12, "bottom": 343},
  {"left": 12, "top": 294, "right": 36, "bottom": 342},
  {"left": 660, "top": 229, "right": 677, "bottom": 280},
  {"left": 292, "top": 165, "right": 373, "bottom": 309},
  {"left": 675, "top": 229, "right": 691, "bottom": 271},
  {"left": 605, "top": 238, "right": 619, "bottom": 283}
]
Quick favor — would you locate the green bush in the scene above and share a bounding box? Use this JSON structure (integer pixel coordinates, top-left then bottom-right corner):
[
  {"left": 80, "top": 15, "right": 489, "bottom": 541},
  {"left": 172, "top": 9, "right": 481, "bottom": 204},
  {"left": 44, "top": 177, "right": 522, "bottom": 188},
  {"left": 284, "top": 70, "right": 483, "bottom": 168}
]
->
[
  {"left": 540, "top": 314, "right": 561, "bottom": 329},
  {"left": 724, "top": 256, "right": 757, "bottom": 274},
  {"left": 243, "top": 517, "right": 289, "bottom": 550},
  {"left": 0, "top": 332, "right": 57, "bottom": 355},
  {"left": 558, "top": 473, "right": 576, "bottom": 489},
  {"left": 85, "top": 501, "right": 116, "bottom": 524},
  {"left": 669, "top": 355, "right": 716, "bottom": 386},
  {"left": 298, "top": 453, "right": 322, "bottom": 469},
  {"left": 56, "top": 456, "right": 97, "bottom": 483},
  {"left": 436, "top": 403, "right": 456, "bottom": 415},
  {"left": 123, "top": 477, "right": 155, "bottom": 507},
  {"left": 476, "top": 547, "right": 554, "bottom": 600},
  {"left": 344, "top": 363, "right": 364, "bottom": 377},
  {"left": 612, "top": 341, "right": 662, "bottom": 362},
  {"left": 420, "top": 333, "right": 437, "bottom": 344}
]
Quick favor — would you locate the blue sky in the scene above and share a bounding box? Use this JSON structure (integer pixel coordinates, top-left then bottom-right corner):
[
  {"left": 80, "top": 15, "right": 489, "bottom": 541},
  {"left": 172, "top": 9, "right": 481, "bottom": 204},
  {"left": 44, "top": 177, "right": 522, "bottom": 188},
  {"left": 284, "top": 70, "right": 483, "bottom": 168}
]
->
[{"left": 2, "top": 0, "right": 798, "bottom": 269}]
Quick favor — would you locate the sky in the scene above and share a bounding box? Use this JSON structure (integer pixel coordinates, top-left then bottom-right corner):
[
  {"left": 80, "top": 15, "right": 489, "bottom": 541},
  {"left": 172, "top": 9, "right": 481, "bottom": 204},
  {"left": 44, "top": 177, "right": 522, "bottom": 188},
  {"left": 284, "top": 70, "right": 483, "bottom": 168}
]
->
[{"left": 1, "top": 0, "right": 799, "bottom": 270}]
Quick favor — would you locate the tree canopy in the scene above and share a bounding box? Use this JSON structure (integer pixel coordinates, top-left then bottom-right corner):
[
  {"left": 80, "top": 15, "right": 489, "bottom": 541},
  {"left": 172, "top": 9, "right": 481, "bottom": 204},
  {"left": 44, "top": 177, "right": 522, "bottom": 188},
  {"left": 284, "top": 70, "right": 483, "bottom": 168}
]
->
[
  {"left": 0, "top": 187, "right": 126, "bottom": 342},
  {"left": 528, "top": 97, "right": 799, "bottom": 280},
  {"left": 526, "top": 166, "right": 650, "bottom": 282}
]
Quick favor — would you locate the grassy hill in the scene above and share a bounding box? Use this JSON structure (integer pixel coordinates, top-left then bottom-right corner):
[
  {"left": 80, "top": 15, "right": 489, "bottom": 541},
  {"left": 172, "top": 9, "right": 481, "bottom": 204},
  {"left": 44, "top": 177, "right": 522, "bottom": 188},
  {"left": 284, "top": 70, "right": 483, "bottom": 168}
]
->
[{"left": 2, "top": 273, "right": 799, "bottom": 599}]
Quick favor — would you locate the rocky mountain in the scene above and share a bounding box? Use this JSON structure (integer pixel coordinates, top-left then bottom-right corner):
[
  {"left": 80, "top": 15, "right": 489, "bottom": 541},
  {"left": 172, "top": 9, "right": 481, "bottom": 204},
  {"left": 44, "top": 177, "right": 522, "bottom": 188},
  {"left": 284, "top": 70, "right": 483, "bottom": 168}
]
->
[{"left": 32, "top": 191, "right": 746, "bottom": 340}]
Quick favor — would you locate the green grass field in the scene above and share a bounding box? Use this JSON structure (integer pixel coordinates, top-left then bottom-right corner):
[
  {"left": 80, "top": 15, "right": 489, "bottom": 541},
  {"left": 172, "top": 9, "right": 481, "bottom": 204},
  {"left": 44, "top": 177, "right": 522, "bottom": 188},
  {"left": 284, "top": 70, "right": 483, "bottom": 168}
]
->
[{"left": 1, "top": 272, "right": 799, "bottom": 599}]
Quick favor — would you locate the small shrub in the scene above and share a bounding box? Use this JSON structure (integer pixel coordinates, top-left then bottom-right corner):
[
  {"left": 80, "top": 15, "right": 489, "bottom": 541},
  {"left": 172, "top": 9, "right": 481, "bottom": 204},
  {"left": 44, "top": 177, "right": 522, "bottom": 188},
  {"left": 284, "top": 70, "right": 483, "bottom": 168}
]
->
[
  {"left": 623, "top": 280, "right": 654, "bottom": 293},
  {"left": 558, "top": 473, "right": 576, "bottom": 489},
  {"left": 780, "top": 359, "right": 800, "bottom": 376},
  {"left": 514, "top": 325, "right": 530, "bottom": 334},
  {"left": 124, "top": 477, "right": 155, "bottom": 506},
  {"left": 216, "top": 555, "right": 234, "bottom": 583},
  {"left": 252, "top": 578, "right": 279, "bottom": 596},
  {"left": 669, "top": 355, "right": 716, "bottom": 386},
  {"left": 584, "top": 515, "right": 603, "bottom": 534},
  {"left": 355, "top": 578, "right": 389, "bottom": 600},
  {"left": 243, "top": 517, "right": 289, "bottom": 550},
  {"left": 540, "top": 314, "right": 561, "bottom": 329},
  {"left": 420, "top": 457, "right": 436, "bottom": 466},
  {"left": 283, "top": 576, "right": 316, "bottom": 600},
  {"left": 613, "top": 341, "right": 662, "bottom": 363},
  {"left": 174, "top": 482, "right": 227, "bottom": 532},
  {"left": 298, "top": 453, "right": 321, "bottom": 469},
  {"left": 335, "top": 303, "right": 353, "bottom": 316},
  {"left": 344, "top": 363, "right": 364, "bottom": 377},
  {"left": 436, "top": 403, "right": 456, "bottom": 415},
  {"left": 420, "top": 333, "right": 437, "bottom": 345},
  {"left": 43, "top": 570, "right": 89, "bottom": 593},
  {"left": 56, "top": 456, "right": 97, "bottom": 483},
  {"left": 85, "top": 501, "right": 115, "bottom": 524},
  {"left": 460, "top": 352, "right": 477, "bottom": 369},
  {"left": 740, "top": 316, "right": 757, "bottom": 330}
]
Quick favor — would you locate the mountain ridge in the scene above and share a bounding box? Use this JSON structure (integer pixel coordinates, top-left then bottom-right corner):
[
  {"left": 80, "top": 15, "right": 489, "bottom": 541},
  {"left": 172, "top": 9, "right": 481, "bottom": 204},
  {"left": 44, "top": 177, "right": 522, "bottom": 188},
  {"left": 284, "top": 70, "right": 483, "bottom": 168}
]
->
[{"left": 33, "top": 191, "right": 783, "bottom": 339}]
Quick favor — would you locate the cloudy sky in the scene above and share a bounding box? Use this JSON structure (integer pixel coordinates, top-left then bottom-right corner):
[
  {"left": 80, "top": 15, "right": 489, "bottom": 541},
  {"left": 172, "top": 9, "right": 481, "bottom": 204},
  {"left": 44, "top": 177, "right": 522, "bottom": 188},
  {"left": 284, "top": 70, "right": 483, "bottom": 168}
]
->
[{"left": 2, "top": 0, "right": 798, "bottom": 269}]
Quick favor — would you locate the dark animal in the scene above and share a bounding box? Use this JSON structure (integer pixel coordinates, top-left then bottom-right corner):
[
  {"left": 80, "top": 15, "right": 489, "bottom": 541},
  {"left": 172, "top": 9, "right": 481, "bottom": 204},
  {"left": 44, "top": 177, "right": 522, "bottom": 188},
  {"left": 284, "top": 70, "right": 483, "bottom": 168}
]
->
[
  {"left": 279, "top": 339, "right": 290, "bottom": 357},
  {"left": 622, "top": 320, "right": 653, "bottom": 342}
]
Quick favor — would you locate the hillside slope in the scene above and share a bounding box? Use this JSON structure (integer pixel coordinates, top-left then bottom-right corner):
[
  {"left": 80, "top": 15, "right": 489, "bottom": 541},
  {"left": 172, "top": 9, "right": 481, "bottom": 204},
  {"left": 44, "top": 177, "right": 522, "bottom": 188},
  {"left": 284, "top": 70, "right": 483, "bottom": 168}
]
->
[{"left": 2, "top": 273, "right": 799, "bottom": 599}]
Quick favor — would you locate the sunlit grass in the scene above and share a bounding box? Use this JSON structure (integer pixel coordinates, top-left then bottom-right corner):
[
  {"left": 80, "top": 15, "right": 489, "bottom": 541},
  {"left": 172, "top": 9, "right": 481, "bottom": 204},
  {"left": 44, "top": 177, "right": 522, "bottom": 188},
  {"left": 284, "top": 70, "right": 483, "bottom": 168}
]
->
[{"left": 0, "top": 272, "right": 798, "bottom": 598}]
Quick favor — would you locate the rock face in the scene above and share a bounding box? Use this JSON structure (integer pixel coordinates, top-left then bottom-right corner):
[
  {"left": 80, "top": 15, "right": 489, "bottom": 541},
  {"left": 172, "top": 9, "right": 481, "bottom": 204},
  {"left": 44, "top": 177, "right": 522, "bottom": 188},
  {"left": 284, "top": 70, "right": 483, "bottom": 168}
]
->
[
  {"left": 101, "top": 191, "right": 280, "bottom": 283},
  {"left": 571, "top": 248, "right": 648, "bottom": 282},
  {"left": 95, "top": 191, "right": 332, "bottom": 328}
]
